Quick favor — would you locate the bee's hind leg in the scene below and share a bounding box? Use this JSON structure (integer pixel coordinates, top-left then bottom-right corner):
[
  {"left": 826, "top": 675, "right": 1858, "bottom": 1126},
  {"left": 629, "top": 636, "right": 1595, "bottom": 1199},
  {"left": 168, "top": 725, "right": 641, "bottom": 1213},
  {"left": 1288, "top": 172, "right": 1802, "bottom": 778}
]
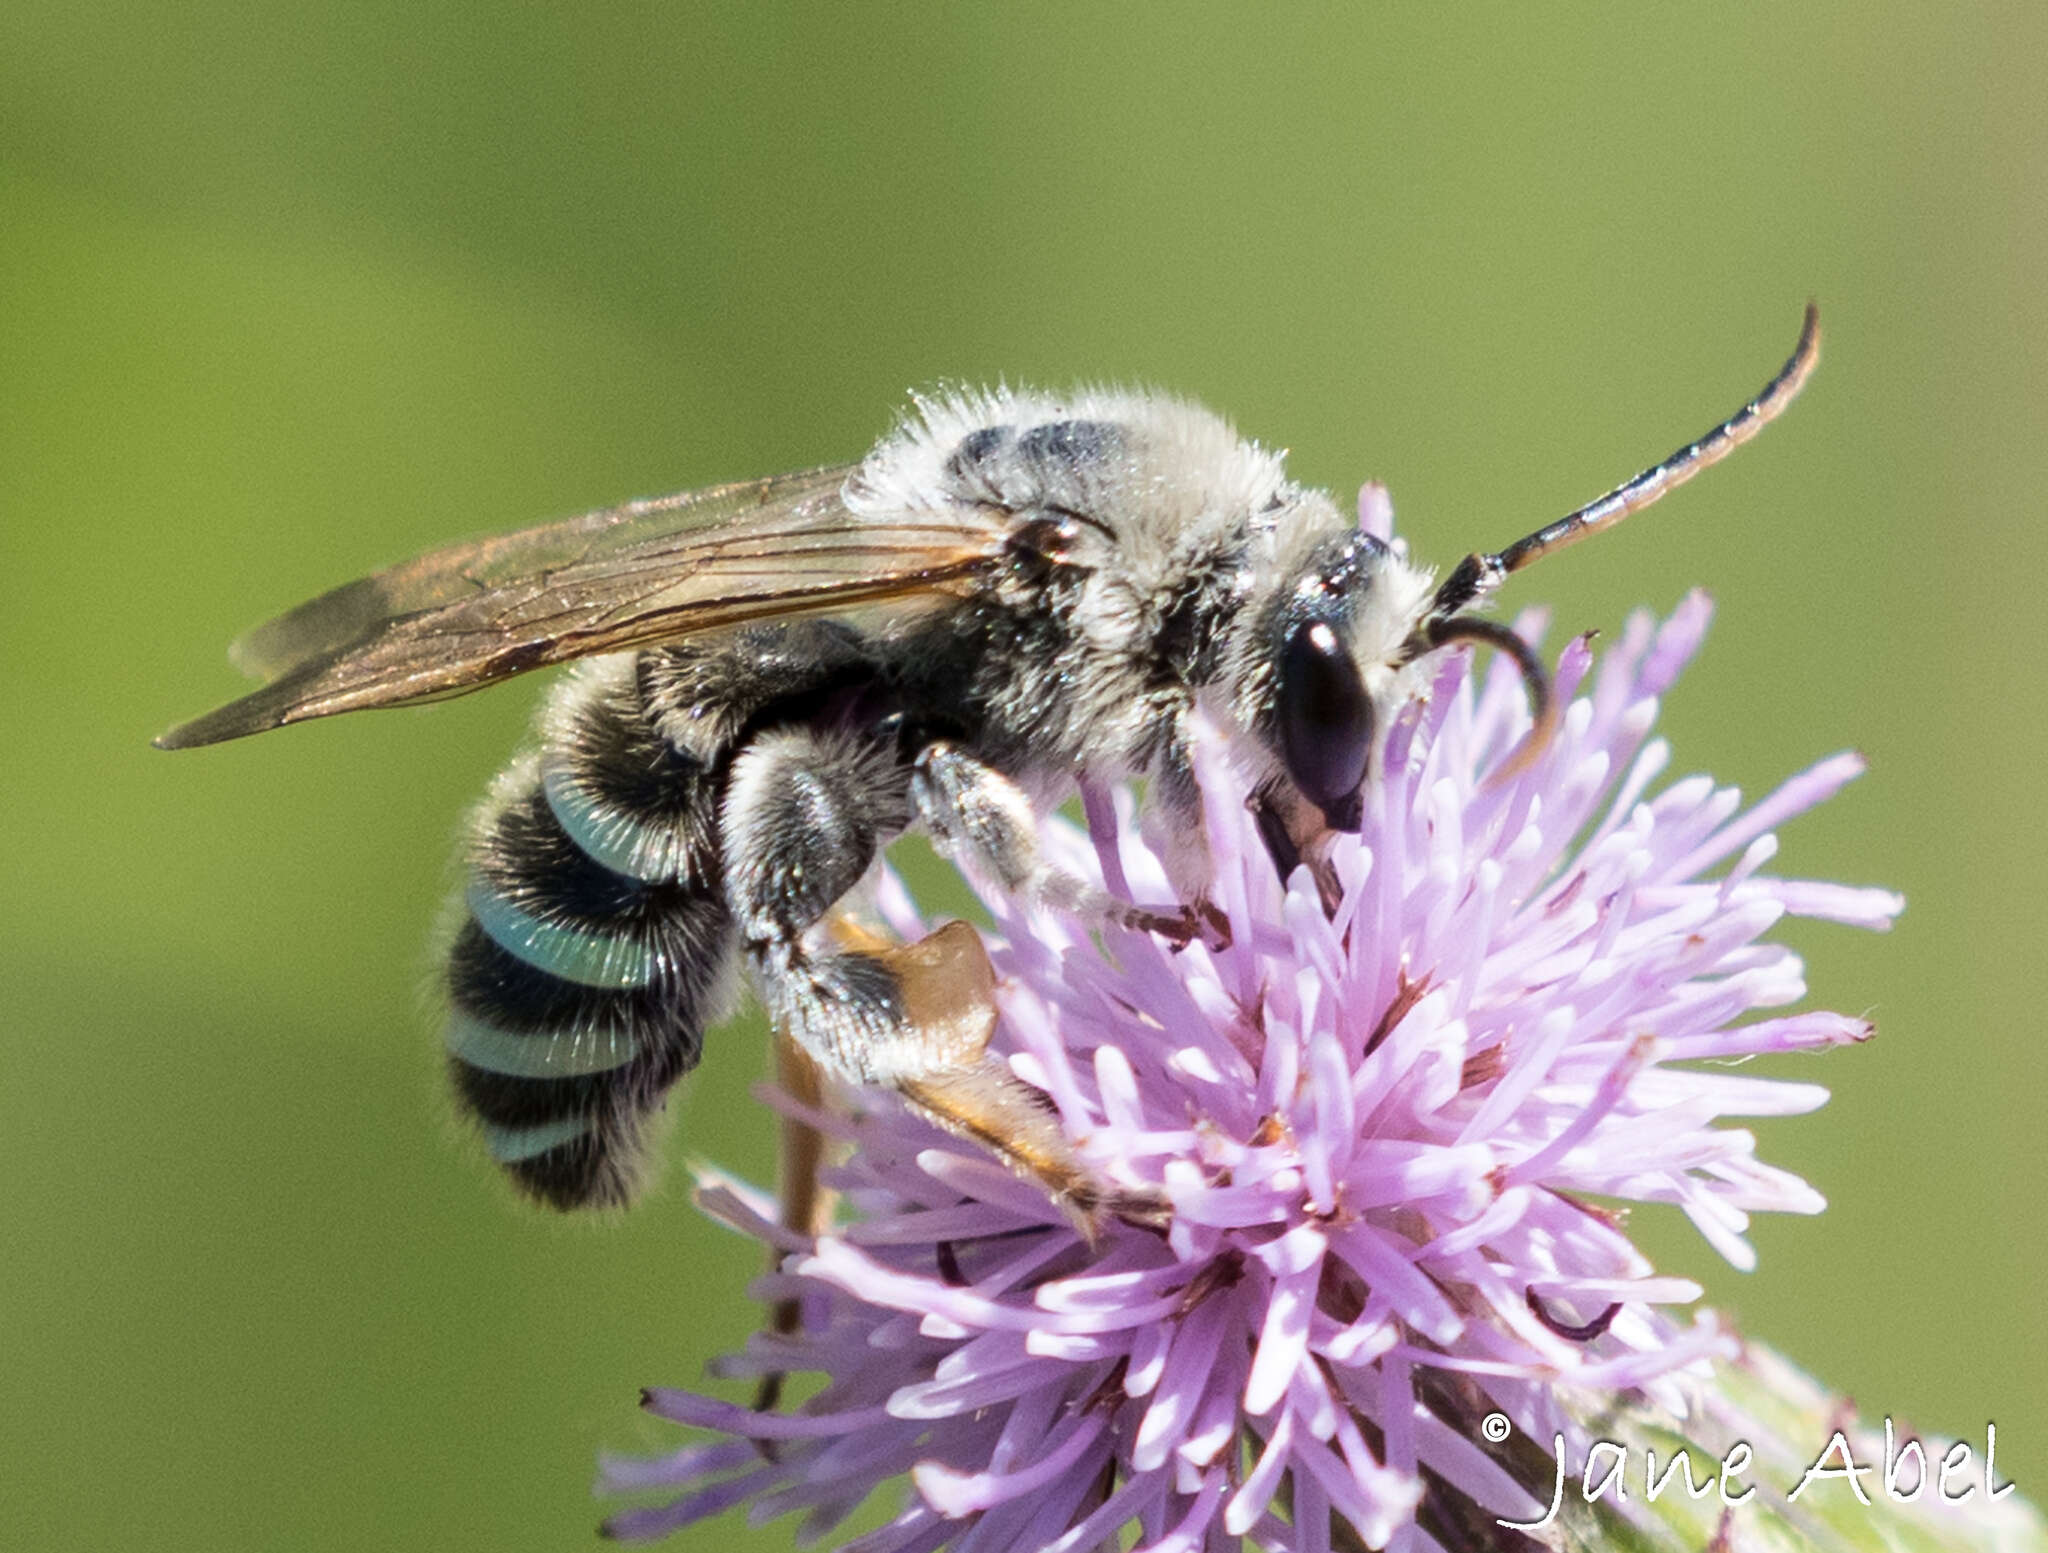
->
[
  {"left": 754, "top": 1032, "right": 834, "bottom": 1417},
  {"left": 771, "top": 1033, "right": 836, "bottom": 1247},
  {"left": 722, "top": 726, "right": 1164, "bottom": 1236},
  {"left": 870, "top": 920, "right": 1168, "bottom": 1235},
  {"left": 791, "top": 916, "right": 1162, "bottom": 1237}
]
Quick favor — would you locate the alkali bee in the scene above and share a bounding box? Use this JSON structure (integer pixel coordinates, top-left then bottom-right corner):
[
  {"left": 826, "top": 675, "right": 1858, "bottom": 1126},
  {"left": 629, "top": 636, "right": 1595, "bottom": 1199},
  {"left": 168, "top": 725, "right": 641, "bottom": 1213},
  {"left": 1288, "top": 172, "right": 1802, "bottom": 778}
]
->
[{"left": 160, "top": 306, "right": 1819, "bottom": 1227}]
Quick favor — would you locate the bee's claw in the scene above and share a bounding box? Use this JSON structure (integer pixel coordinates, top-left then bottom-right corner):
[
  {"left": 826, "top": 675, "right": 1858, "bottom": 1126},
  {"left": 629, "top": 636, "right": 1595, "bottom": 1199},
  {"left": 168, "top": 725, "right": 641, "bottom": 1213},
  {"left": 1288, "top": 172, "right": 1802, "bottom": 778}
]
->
[
  {"left": 1105, "top": 1183, "right": 1174, "bottom": 1233},
  {"left": 1121, "top": 898, "right": 1231, "bottom": 953}
]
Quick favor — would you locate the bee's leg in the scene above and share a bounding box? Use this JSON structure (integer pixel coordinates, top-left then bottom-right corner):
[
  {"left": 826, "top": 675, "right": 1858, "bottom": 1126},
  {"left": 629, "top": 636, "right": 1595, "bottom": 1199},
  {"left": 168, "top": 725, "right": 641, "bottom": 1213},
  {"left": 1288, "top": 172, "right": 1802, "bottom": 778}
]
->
[
  {"left": 721, "top": 723, "right": 913, "bottom": 1072},
  {"left": 773, "top": 1031, "right": 836, "bottom": 1241},
  {"left": 1134, "top": 716, "right": 1218, "bottom": 907},
  {"left": 722, "top": 728, "right": 1161, "bottom": 1232},
  {"left": 755, "top": 1032, "right": 833, "bottom": 1416},
  {"left": 865, "top": 919, "right": 1167, "bottom": 1233},
  {"left": 911, "top": 741, "right": 1227, "bottom": 949}
]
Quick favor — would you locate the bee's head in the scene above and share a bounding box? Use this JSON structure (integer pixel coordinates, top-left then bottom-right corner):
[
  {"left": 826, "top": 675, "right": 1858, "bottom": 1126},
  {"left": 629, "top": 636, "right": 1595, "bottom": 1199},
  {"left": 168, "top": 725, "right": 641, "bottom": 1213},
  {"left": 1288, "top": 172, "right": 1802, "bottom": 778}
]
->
[
  {"left": 1253, "top": 528, "right": 1563, "bottom": 841},
  {"left": 1242, "top": 526, "right": 1403, "bottom": 835},
  {"left": 1239, "top": 303, "right": 1822, "bottom": 852}
]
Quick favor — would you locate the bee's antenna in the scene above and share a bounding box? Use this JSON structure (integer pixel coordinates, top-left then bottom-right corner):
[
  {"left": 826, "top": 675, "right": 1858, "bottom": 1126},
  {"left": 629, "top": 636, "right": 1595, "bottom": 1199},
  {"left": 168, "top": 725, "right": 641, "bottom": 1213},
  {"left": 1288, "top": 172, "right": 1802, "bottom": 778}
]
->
[
  {"left": 1423, "top": 614, "right": 1559, "bottom": 782},
  {"left": 1428, "top": 302, "right": 1821, "bottom": 621}
]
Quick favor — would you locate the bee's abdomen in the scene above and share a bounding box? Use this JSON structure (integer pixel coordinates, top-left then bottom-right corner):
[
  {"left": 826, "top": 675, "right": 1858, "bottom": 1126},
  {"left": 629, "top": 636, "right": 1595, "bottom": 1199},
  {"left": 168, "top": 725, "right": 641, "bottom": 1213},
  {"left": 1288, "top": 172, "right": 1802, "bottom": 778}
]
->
[{"left": 446, "top": 660, "right": 733, "bottom": 1209}]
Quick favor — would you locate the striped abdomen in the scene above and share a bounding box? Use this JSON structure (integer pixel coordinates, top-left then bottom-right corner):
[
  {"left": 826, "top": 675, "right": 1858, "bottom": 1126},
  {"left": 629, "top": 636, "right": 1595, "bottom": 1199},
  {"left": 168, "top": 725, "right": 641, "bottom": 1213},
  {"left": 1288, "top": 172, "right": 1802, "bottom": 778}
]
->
[{"left": 445, "top": 656, "right": 735, "bottom": 1209}]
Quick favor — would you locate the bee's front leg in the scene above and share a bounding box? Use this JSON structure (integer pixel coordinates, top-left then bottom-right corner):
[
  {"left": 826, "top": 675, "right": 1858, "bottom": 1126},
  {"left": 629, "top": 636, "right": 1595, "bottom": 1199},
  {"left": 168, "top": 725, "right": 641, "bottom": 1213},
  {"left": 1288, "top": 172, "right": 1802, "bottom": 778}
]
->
[{"left": 911, "top": 741, "right": 1228, "bottom": 950}]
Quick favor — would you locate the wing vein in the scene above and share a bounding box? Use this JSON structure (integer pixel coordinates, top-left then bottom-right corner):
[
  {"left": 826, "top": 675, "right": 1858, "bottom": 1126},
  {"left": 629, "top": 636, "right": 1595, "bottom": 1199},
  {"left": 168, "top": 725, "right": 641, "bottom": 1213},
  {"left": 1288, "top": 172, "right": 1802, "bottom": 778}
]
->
[{"left": 157, "top": 467, "right": 1016, "bottom": 749}]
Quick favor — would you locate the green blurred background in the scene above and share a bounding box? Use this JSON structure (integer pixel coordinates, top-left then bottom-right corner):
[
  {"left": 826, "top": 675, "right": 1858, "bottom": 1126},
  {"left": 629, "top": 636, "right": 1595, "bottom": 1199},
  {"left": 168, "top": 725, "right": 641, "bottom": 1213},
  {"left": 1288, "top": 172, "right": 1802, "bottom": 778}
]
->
[{"left": 4, "top": 5, "right": 2043, "bottom": 1548}]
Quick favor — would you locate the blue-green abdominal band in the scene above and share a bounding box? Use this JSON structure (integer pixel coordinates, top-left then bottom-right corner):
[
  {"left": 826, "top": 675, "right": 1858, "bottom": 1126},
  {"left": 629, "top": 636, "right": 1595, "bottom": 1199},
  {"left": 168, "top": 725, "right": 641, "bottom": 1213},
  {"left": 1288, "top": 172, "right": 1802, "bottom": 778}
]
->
[
  {"left": 482, "top": 1116, "right": 593, "bottom": 1163},
  {"left": 465, "top": 880, "right": 658, "bottom": 989},
  {"left": 542, "top": 760, "right": 684, "bottom": 883},
  {"left": 445, "top": 1009, "right": 642, "bottom": 1078}
]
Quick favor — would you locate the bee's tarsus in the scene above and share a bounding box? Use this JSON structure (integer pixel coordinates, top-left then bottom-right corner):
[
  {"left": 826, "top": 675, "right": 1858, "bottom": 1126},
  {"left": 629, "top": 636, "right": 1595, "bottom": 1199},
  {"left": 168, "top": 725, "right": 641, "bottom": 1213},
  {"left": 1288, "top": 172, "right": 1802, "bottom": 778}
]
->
[{"left": 1120, "top": 898, "right": 1231, "bottom": 952}]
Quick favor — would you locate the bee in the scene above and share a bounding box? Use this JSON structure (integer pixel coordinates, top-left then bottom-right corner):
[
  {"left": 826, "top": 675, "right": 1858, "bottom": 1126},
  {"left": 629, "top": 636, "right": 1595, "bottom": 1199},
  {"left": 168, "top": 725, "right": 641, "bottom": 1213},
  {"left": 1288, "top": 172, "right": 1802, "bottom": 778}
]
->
[{"left": 159, "top": 306, "right": 1819, "bottom": 1224}]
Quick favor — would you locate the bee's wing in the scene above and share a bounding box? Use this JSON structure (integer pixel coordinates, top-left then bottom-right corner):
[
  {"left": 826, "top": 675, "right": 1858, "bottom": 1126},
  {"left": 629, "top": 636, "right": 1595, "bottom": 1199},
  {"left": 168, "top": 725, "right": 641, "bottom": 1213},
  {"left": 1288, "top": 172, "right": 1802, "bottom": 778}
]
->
[{"left": 157, "top": 463, "right": 1008, "bottom": 748}]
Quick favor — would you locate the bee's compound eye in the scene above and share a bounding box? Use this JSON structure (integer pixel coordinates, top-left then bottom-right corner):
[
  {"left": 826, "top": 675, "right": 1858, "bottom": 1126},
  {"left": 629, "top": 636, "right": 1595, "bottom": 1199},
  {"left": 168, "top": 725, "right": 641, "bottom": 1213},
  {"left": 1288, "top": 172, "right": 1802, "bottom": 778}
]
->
[{"left": 1277, "top": 620, "right": 1372, "bottom": 831}]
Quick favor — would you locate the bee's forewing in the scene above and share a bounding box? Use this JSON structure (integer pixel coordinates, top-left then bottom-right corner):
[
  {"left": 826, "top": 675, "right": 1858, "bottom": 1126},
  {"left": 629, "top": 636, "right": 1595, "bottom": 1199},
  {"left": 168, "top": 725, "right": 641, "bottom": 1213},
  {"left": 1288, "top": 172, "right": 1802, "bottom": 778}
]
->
[{"left": 158, "top": 463, "right": 1005, "bottom": 748}]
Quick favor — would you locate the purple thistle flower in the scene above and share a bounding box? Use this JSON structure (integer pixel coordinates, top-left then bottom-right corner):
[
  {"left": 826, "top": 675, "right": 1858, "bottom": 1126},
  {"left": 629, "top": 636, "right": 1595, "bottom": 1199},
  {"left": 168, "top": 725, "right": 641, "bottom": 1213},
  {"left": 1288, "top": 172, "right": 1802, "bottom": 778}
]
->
[{"left": 600, "top": 588, "right": 1900, "bottom": 1551}]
